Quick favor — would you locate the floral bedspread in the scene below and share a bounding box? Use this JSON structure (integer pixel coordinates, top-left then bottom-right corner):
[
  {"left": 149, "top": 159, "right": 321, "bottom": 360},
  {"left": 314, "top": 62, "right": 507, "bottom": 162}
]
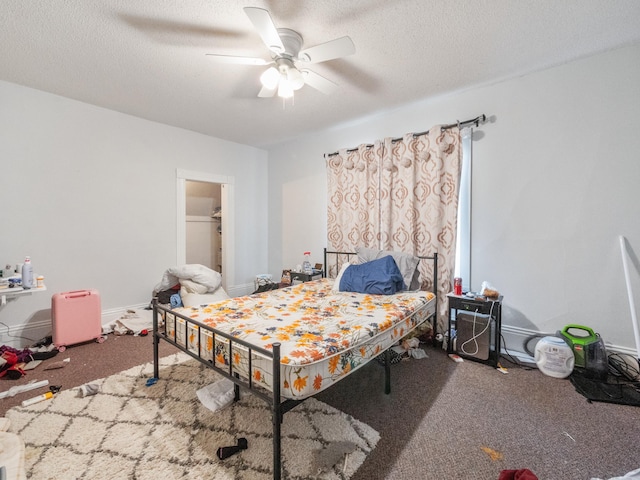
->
[{"left": 168, "top": 278, "right": 435, "bottom": 399}]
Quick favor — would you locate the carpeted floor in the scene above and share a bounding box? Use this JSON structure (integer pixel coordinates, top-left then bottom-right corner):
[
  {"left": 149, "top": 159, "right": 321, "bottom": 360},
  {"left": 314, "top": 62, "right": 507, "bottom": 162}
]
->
[
  {"left": 315, "top": 349, "right": 640, "bottom": 480},
  {"left": 1, "top": 333, "right": 639, "bottom": 479},
  {"left": 6, "top": 352, "right": 379, "bottom": 479}
]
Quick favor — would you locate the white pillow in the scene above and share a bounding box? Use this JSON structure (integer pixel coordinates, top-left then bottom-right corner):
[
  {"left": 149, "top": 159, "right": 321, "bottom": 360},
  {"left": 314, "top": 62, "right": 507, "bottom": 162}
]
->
[
  {"left": 174, "top": 264, "right": 222, "bottom": 292},
  {"left": 181, "top": 288, "right": 230, "bottom": 308},
  {"left": 332, "top": 262, "right": 352, "bottom": 292},
  {"left": 179, "top": 279, "right": 209, "bottom": 294},
  {"left": 155, "top": 264, "right": 222, "bottom": 294}
]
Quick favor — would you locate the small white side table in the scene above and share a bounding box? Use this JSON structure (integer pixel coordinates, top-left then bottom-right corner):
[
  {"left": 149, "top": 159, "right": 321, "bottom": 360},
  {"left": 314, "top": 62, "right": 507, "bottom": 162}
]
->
[{"left": 0, "top": 277, "right": 47, "bottom": 306}]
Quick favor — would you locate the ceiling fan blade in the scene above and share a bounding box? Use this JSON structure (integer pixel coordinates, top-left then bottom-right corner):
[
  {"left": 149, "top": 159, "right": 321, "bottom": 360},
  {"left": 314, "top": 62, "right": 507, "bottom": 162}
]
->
[
  {"left": 258, "top": 85, "right": 277, "bottom": 98},
  {"left": 301, "top": 69, "right": 338, "bottom": 95},
  {"left": 205, "top": 54, "right": 270, "bottom": 65},
  {"left": 243, "top": 7, "right": 285, "bottom": 54},
  {"left": 298, "top": 36, "right": 355, "bottom": 64}
]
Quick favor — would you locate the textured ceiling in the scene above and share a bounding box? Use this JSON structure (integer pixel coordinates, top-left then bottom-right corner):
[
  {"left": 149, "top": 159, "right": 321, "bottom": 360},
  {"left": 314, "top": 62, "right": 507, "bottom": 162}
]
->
[{"left": 2, "top": 0, "right": 640, "bottom": 148}]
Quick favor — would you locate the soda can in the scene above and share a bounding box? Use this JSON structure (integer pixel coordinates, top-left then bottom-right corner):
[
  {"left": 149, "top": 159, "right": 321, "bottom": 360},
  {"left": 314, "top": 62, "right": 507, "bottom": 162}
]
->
[{"left": 454, "top": 277, "right": 462, "bottom": 295}]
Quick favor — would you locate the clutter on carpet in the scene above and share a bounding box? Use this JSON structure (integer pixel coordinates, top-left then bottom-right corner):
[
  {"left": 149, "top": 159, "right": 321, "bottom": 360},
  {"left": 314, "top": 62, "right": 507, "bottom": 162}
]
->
[
  {"left": 102, "top": 309, "right": 154, "bottom": 336},
  {"left": 499, "top": 469, "right": 538, "bottom": 480},
  {"left": 312, "top": 441, "right": 358, "bottom": 474}
]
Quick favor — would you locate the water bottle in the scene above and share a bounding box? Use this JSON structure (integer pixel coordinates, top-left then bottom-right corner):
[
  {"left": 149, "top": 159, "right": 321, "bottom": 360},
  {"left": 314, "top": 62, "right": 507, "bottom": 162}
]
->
[
  {"left": 22, "top": 256, "right": 34, "bottom": 289},
  {"left": 302, "top": 251, "right": 313, "bottom": 275}
]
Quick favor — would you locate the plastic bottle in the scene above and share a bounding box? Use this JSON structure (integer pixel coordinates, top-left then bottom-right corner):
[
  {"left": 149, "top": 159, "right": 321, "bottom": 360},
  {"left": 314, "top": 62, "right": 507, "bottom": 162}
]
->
[
  {"left": 22, "top": 256, "right": 34, "bottom": 289},
  {"left": 302, "top": 251, "right": 313, "bottom": 274}
]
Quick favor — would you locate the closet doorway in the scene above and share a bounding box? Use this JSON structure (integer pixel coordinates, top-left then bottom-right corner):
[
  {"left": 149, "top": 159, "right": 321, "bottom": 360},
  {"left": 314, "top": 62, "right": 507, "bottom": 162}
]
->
[
  {"left": 176, "top": 170, "right": 234, "bottom": 291},
  {"left": 185, "top": 181, "right": 222, "bottom": 272}
]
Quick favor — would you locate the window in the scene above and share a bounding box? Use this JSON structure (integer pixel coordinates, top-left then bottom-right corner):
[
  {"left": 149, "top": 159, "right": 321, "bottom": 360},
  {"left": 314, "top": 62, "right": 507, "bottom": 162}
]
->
[{"left": 454, "top": 128, "right": 472, "bottom": 291}]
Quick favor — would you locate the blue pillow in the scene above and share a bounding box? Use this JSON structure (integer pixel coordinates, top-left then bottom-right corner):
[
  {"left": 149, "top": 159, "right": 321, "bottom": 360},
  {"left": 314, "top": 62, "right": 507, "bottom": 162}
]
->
[{"left": 339, "top": 256, "right": 404, "bottom": 295}]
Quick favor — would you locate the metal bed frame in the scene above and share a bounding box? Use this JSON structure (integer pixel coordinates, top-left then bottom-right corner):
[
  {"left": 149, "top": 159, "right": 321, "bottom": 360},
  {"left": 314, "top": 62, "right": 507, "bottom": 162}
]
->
[
  {"left": 323, "top": 248, "right": 439, "bottom": 342},
  {"left": 152, "top": 248, "right": 438, "bottom": 480}
]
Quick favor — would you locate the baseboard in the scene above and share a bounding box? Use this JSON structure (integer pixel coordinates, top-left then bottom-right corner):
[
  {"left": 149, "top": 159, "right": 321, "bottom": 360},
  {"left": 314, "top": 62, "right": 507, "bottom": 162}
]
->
[
  {"left": 9, "top": 302, "right": 638, "bottom": 361},
  {"left": 0, "top": 319, "right": 52, "bottom": 349},
  {"left": 500, "top": 325, "right": 550, "bottom": 361},
  {"left": 100, "top": 302, "right": 151, "bottom": 324},
  {"left": 2, "top": 302, "right": 151, "bottom": 349},
  {"left": 501, "top": 324, "right": 638, "bottom": 361},
  {"left": 226, "top": 282, "right": 254, "bottom": 298},
  {"left": 2, "top": 284, "right": 255, "bottom": 349}
]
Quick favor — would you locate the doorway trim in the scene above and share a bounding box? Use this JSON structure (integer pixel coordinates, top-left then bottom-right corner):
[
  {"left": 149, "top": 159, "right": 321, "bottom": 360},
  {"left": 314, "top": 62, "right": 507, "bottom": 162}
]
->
[{"left": 176, "top": 169, "right": 235, "bottom": 290}]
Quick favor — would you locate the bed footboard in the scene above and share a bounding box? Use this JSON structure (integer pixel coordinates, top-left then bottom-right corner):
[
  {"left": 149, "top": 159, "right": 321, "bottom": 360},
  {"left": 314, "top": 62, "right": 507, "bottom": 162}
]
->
[{"left": 152, "top": 300, "right": 297, "bottom": 480}]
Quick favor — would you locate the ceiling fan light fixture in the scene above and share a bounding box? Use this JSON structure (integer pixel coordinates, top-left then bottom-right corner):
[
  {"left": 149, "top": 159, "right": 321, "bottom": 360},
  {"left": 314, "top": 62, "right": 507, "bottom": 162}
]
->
[
  {"left": 260, "top": 67, "right": 280, "bottom": 89},
  {"left": 287, "top": 67, "right": 305, "bottom": 90},
  {"left": 277, "top": 78, "right": 294, "bottom": 98}
]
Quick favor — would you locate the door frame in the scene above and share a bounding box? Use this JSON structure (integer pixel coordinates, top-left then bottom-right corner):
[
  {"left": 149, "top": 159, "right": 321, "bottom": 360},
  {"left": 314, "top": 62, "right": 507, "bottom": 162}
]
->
[{"left": 176, "top": 169, "right": 234, "bottom": 290}]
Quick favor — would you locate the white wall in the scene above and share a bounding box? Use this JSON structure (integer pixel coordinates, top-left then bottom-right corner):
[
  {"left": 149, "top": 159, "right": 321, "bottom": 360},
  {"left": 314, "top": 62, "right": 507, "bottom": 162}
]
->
[
  {"left": 2, "top": 44, "right": 639, "bottom": 355},
  {"left": 267, "top": 43, "right": 640, "bottom": 355},
  {"left": 0, "top": 81, "right": 268, "bottom": 345}
]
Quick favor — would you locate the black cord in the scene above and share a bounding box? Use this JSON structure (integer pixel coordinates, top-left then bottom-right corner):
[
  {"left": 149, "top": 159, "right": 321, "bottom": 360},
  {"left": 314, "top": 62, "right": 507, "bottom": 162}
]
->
[
  {"left": 499, "top": 332, "right": 535, "bottom": 370},
  {"left": 571, "top": 352, "right": 640, "bottom": 402},
  {"left": 586, "top": 371, "right": 640, "bottom": 399},
  {"left": 607, "top": 352, "right": 640, "bottom": 383},
  {"left": 0, "top": 321, "right": 37, "bottom": 345}
]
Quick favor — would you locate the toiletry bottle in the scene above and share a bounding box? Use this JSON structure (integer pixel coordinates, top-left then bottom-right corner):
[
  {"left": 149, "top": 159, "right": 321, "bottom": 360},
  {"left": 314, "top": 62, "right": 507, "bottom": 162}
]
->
[
  {"left": 22, "top": 256, "right": 34, "bottom": 289},
  {"left": 302, "top": 252, "right": 312, "bottom": 274}
]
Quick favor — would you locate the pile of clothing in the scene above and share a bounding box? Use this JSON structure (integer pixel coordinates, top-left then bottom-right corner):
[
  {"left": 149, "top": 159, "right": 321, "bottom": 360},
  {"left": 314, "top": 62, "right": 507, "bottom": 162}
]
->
[
  {"left": 0, "top": 344, "right": 57, "bottom": 379},
  {"left": 153, "top": 264, "right": 223, "bottom": 308}
]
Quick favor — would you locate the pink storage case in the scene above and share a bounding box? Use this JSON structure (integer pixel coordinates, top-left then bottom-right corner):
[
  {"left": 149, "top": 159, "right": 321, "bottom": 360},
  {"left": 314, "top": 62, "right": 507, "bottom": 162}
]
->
[{"left": 51, "top": 289, "right": 104, "bottom": 351}]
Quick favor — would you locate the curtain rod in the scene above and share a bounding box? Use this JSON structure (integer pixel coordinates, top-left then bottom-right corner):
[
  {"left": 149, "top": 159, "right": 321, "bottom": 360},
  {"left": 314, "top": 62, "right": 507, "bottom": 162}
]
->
[{"left": 324, "top": 114, "right": 486, "bottom": 158}]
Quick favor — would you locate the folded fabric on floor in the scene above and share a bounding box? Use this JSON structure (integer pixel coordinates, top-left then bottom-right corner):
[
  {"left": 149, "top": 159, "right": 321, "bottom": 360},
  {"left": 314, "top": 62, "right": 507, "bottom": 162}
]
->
[
  {"left": 499, "top": 469, "right": 539, "bottom": 480},
  {"left": 103, "top": 309, "right": 154, "bottom": 336}
]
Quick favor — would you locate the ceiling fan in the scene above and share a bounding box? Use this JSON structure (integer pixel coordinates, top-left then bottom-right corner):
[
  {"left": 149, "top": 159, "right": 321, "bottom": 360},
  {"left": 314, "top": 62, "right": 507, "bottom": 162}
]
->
[{"left": 206, "top": 7, "right": 355, "bottom": 99}]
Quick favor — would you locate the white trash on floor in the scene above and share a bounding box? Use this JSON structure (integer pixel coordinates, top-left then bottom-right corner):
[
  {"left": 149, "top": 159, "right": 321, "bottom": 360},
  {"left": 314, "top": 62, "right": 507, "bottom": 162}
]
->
[{"left": 196, "top": 378, "right": 235, "bottom": 412}]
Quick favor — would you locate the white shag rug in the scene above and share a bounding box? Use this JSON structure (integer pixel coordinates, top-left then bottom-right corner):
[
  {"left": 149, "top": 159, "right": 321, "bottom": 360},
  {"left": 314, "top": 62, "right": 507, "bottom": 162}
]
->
[{"left": 6, "top": 353, "right": 379, "bottom": 480}]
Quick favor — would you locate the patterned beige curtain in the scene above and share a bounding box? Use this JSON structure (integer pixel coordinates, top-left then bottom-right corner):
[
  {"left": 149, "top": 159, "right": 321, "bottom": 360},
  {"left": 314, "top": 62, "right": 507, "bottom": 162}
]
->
[
  {"left": 327, "top": 126, "right": 462, "bottom": 331},
  {"left": 326, "top": 141, "right": 382, "bottom": 275}
]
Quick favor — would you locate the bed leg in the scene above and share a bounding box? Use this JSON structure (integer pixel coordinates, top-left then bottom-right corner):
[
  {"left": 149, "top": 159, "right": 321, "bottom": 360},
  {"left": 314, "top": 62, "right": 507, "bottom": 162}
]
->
[
  {"left": 272, "top": 342, "right": 282, "bottom": 480},
  {"left": 433, "top": 252, "right": 439, "bottom": 347},
  {"left": 152, "top": 299, "right": 159, "bottom": 379},
  {"left": 272, "top": 408, "right": 282, "bottom": 480},
  {"left": 384, "top": 349, "right": 391, "bottom": 394},
  {"left": 234, "top": 373, "right": 240, "bottom": 402}
]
